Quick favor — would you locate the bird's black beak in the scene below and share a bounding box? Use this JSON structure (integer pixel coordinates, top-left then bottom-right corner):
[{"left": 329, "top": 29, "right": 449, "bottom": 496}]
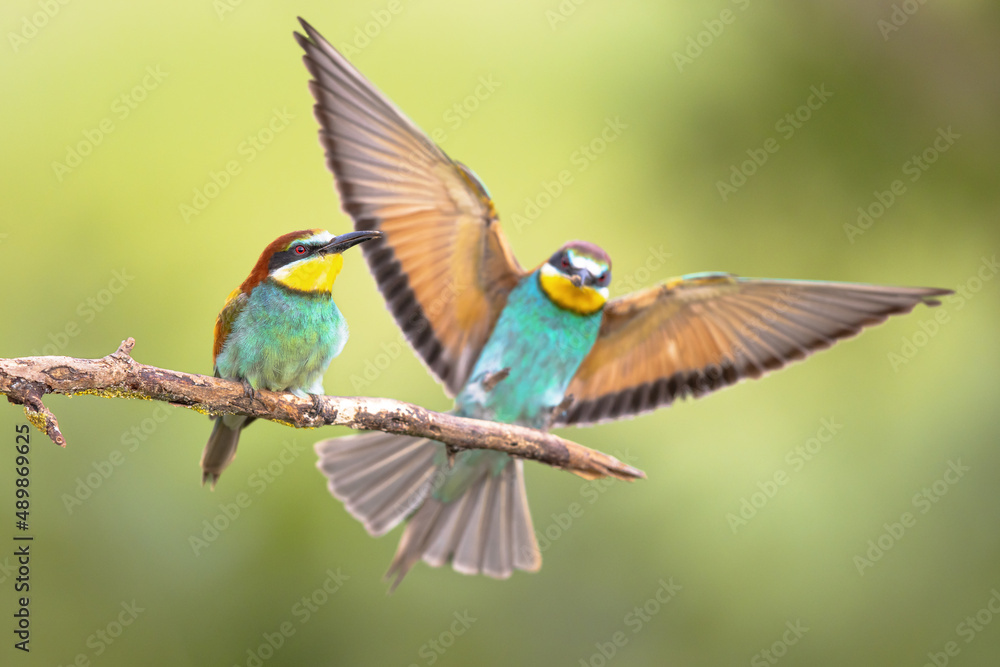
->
[
  {"left": 570, "top": 274, "right": 584, "bottom": 287},
  {"left": 320, "top": 230, "right": 384, "bottom": 254}
]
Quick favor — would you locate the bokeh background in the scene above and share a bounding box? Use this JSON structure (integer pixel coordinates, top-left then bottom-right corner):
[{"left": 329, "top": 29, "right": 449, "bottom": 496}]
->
[{"left": 2, "top": 1, "right": 998, "bottom": 665}]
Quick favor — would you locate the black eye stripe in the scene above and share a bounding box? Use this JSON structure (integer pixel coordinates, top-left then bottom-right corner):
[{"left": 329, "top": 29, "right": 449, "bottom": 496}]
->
[
  {"left": 268, "top": 242, "right": 325, "bottom": 272},
  {"left": 548, "top": 249, "right": 609, "bottom": 284}
]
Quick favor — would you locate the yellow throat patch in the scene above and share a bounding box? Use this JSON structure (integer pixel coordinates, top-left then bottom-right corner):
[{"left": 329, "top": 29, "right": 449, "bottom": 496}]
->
[
  {"left": 272, "top": 253, "right": 344, "bottom": 293},
  {"left": 539, "top": 270, "right": 607, "bottom": 315}
]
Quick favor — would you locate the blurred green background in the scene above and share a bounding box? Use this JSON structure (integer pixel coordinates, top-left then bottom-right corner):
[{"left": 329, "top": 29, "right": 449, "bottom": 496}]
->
[{"left": 2, "top": 1, "right": 998, "bottom": 665}]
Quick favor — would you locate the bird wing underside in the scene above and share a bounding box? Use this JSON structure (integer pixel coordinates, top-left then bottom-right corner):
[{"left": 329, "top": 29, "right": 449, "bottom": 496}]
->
[
  {"left": 296, "top": 19, "right": 525, "bottom": 396},
  {"left": 556, "top": 274, "right": 951, "bottom": 426}
]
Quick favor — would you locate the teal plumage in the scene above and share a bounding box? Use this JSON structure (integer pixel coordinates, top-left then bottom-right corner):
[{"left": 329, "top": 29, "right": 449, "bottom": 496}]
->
[
  {"left": 317, "top": 248, "right": 613, "bottom": 588},
  {"left": 298, "top": 18, "right": 951, "bottom": 589},
  {"left": 455, "top": 273, "right": 603, "bottom": 427},
  {"left": 215, "top": 281, "right": 348, "bottom": 398},
  {"left": 200, "top": 228, "right": 381, "bottom": 487},
  {"left": 433, "top": 273, "right": 602, "bottom": 506}
]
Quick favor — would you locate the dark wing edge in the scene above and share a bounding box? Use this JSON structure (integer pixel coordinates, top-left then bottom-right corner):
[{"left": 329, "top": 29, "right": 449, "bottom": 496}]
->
[
  {"left": 295, "top": 19, "right": 524, "bottom": 396},
  {"left": 556, "top": 275, "right": 953, "bottom": 427}
]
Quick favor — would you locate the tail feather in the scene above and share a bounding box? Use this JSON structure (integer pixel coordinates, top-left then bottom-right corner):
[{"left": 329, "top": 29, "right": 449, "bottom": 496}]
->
[
  {"left": 421, "top": 499, "right": 468, "bottom": 568},
  {"left": 453, "top": 470, "right": 497, "bottom": 575},
  {"left": 335, "top": 440, "right": 437, "bottom": 500},
  {"left": 315, "top": 433, "right": 542, "bottom": 591},
  {"left": 386, "top": 458, "right": 540, "bottom": 591},
  {"left": 347, "top": 451, "right": 439, "bottom": 528},
  {"left": 509, "top": 464, "right": 541, "bottom": 571},
  {"left": 315, "top": 432, "right": 441, "bottom": 537},
  {"left": 201, "top": 415, "right": 246, "bottom": 488},
  {"left": 482, "top": 467, "right": 512, "bottom": 578}
]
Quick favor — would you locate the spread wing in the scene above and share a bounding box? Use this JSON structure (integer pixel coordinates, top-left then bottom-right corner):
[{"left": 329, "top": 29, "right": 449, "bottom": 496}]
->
[
  {"left": 556, "top": 273, "right": 951, "bottom": 426},
  {"left": 296, "top": 19, "right": 526, "bottom": 396},
  {"left": 212, "top": 288, "right": 248, "bottom": 367}
]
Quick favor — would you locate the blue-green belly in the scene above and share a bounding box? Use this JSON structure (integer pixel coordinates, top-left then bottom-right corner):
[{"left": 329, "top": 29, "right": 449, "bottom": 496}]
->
[
  {"left": 455, "top": 274, "right": 602, "bottom": 427},
  {"left": 215, "top": 280, "right": 347, "bottom": 396},
  {"left": 436, "top": 273, "right": 602, "bottom": 501}
]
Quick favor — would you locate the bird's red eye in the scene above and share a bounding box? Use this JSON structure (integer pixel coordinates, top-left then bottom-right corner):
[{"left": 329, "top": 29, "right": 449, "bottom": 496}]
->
[
  {"left": 560, "top": 255, "right": 571, "bottom": 269},
  {"left": 294, "top": 245, "right": 308, "bottom": 255}
]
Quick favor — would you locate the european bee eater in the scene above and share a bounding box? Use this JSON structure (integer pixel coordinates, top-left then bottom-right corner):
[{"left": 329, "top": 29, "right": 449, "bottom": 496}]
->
[
  {"left": 201, "top": 228, "right": 382, "bottom": 487},
  {"left": 295, "top": 19, "right": 951, "bottom": 588}
]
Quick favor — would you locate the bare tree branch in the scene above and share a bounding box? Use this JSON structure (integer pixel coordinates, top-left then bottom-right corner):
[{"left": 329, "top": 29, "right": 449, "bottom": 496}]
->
[{"left": 0, "top": 338, "right": 645, "bottom": 482}]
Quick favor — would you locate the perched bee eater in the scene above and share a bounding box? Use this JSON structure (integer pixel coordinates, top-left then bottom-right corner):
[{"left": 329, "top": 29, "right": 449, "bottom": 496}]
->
[
  {"left": 201, "top": 228, "right": 382, "bottom": 487},
  {"left": 295, "top": 19, "right": 951, "bottom": 589}
]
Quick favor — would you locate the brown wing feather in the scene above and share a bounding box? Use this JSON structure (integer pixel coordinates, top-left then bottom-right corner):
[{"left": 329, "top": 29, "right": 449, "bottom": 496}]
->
[
  {"left": 557, "top": 273, "right": 952, "bottom": 426},
  {"left": 296, "top": 20, "right": 524, "bottom": 396},
  {"left": 212, "top": 289, "right": 249, "bottom": 364}
]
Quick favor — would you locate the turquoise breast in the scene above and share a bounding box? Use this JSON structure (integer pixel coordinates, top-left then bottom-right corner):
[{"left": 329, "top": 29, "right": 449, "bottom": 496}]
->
[
  {"left": 215, "top": 280, "right": 348, "bottom": 396},
  {"left": 454, "top": 272, "right": 603, "bottom": 429}
]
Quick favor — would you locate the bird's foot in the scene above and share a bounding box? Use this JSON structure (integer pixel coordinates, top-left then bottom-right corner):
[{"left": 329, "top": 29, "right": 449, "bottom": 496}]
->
[
  {"left": 308, "top": 393, "right": 325, "bottom": 421},
  {"left": 240, "top": 379, "right": 258, "bottom": 402}
]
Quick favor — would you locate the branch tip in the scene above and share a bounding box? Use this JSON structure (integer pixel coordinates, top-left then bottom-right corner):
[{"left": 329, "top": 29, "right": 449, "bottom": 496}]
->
[
  {"left": 115, "top": 337, "right": 136, "bottom": 358},
  {"left": 21, "top": 392, "right": 66, "bottom": 447}
]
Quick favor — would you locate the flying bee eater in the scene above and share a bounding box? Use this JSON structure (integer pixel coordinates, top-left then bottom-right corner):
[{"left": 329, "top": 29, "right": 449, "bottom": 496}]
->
[
  {"left": 201, "top": 228, "right": 382, "bottom": 487},
  {"left": 295, "top": 19, "right": 951, "bottom": 588}
]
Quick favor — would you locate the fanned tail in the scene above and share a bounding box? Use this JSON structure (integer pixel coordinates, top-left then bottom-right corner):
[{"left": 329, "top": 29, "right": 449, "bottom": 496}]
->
[
  {"left": 315, "top": 435, "right": 541, "bottom": 591},
  {"left": 315, "top": 432, "right": 443, "bottom": 537},
  {"left": 384, "top": 456, "right": 540, "bottom": 592}
]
